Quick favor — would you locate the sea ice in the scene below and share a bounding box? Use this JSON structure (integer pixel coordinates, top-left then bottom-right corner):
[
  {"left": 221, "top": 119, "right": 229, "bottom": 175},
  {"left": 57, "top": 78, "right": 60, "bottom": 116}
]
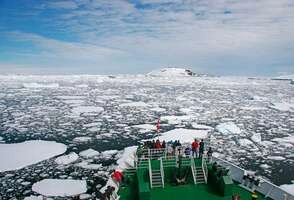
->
[
  {"left": 24, "top": 195, "right": 43, "bottom": 200},
  {"left": 216, "top": 122, "right": 242, "bottom": 135},
  {"left": 55, "top": 152, "right": 79, "bottom": 165},
  {"left": 191, "top": 123, "right": 214, "bottom": 130},
  {"left": 119, "top": 101, "right": 148, "bottom": 107},
  {"left": 32, "top": 179, "right": 87, "bottom": 197},
  {"left": 23, "top": 83, "right": 59, "bottom": 88},
  {"left": 251, "top": 133, "right": 262, "bottom": 143},
  {"left": 132, "top": 124, "right": 156, "bottom": 131},
  {"left": 71, "top": 106, "right": 104, "bottom": 116},
  {"left": 0, "top": 140, "right": 67, "bottom": 172},
  {"left": 238, "top": 139, "right": 254, "bottom": 146},
  {"left": 269, "top": 102, "right": 294, "bottom": 112},
  {"left": 161, "top": 115, "right": 194, "bottom": 124},
  {"left": 79, "top": 148, "right": 100, "bottom": 158},
  {"left": 73, "top": 137, "right": 92, "bottom": 143},
  {"left": 152, "top": 128, "right": 208, "bottom": 143},
  {"left": 280, "top": 183, "right": 294, "bottom": 196}
]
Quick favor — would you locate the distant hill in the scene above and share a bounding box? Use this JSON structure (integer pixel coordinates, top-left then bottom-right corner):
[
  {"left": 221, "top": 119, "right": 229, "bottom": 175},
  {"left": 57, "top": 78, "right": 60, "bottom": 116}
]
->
[{"left": 147, "top": 67, "right": 208, "bottom": 77}]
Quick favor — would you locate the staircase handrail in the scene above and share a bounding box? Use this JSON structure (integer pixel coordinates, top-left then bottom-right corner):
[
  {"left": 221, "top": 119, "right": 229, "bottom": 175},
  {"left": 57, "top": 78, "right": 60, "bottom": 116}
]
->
[
  {"left": 202, "top": 155, "right": 208, "bottom": 183},
  {"left": 148, "top": 158, "right": 153, "bottom": 188},
  {"left": 160, "top": 157, "right": 165, "bottom": 188},
  {"left": 191, "top": 158, "right": 197, "bottom": 184}
]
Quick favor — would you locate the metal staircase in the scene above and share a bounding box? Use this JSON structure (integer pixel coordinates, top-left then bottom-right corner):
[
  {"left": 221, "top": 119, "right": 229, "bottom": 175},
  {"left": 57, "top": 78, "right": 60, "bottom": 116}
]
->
[
  {"left": 149, "top": 158, "right": 165, "bottom": 188},
  {"left": 151, "top": 169, "right": 163, "bottom": 188},
  {"left": 195, "top": 166, "right": 206, "bottom": 184},
  {"left": 191, "top": 158, "right": 207, "bottom": 184}
]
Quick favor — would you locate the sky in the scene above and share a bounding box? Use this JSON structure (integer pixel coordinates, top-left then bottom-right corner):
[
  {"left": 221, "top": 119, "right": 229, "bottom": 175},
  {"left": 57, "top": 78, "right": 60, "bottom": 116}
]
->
[{"left": 0, "top": 0, "right": 294, "bottom": 76}]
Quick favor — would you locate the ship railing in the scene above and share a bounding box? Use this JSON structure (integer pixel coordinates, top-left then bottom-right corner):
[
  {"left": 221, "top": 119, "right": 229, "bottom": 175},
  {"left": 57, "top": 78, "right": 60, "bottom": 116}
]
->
[
  {"left": 148, "top": 158, "right": 153, "bottom": 188},
  {"left": 212, "top": 156, "right": 294, "bottom": 200},
  {"left": 202, "top": 155, "right": 208, "bottom": 183},
  {"left": 135, "top": 157, "right": 150, "bottom": 169},
  {"left": 148, "top": 148, "right": 167, "bottom": 159},
  {"left": 191, "top": 157, "right": 197, "bottom": 184},
  {"left": 160, "top": 157, "right": 165, "bottom": 188}
]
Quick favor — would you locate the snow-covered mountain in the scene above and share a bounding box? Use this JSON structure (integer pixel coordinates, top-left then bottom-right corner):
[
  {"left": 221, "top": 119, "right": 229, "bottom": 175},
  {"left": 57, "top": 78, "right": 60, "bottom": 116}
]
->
[{"left": 147, "top": 67, "right": 206, "bottom": 77}]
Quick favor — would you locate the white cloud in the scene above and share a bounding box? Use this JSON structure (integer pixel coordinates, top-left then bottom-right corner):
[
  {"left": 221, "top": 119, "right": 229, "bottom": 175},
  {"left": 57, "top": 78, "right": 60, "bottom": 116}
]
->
[
  {"left": 48, "top": 1, "right": 78, "bottom": 9},
  {"left": 2, "top": 0, "right": 294, "bottom": 75}
]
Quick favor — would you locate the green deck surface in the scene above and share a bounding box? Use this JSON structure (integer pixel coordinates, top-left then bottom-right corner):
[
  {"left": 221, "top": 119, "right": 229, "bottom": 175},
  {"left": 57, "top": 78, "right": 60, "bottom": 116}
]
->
[
  {"left": 119, "top": 182, "right": 269, "bottom": 200},
  {"left": 118, "top": 157, "right": 270, "bottom": 200}
]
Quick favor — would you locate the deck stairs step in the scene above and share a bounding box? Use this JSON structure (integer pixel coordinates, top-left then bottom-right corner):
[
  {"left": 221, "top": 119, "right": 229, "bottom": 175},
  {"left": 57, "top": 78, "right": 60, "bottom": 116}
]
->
[
  {"left": 195, "top": 166, "right": 206, "bottom": 184},
  {"left": 151, "top": 169, "right": 163, "bottom": 188}
]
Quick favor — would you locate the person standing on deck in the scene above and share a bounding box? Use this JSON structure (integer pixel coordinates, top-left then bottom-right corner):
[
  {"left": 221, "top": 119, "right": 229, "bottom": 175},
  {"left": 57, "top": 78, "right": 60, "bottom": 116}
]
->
[
  {"left": 199, "top": 139, "right": 205, "bottom": 158},
  {"left": 191, "top": 139, "right": 199, "bottom": 158},
  {"left": 207, "top": 147, "right": 213, "bottom": 163}
]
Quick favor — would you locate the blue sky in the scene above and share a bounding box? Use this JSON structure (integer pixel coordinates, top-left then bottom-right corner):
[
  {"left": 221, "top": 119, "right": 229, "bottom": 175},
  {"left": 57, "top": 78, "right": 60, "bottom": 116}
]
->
[{"left": 0, "top": 0, "right": 294, "bottom": 75}]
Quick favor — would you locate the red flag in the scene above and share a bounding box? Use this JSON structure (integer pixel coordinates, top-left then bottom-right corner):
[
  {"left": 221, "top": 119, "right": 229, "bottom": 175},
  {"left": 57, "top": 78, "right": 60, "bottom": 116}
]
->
[{"left": 156, "top": 118, "right": 160, "bottom": 132}]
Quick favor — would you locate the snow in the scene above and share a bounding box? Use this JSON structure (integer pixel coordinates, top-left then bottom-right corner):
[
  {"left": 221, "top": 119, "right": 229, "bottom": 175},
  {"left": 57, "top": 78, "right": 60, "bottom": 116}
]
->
[
  {"left": 0, "top": 140, "right": 67, "bottom": 172},
  {"left": 23, "top": 83, "right": 59, "bottom": 88},
  {"left": 55, "top": 152, "right": 79, "bottom": 165},
  {"left": 269, "top": 102, "right": 294, "bottom": 112},
  {"left": 32, "top": 179, "right": 87, "bottom": 197},
  {"left": 216, "top": 122, "right": 242, "bottom": 135},
  {"left": 153, "top": 128, "right": 209, "bottom": 143},
  {"left": 280, "top": 183, "right": 294, "bottom": 196},
  {"left": 79, "top": 148, "right": 100, "bottom": 158},
  {"left": 116, "top": 146, "right": 137, "bottom": 170},
  {"left": 71, "top": 106, "right": 104, "bottom": 115}
]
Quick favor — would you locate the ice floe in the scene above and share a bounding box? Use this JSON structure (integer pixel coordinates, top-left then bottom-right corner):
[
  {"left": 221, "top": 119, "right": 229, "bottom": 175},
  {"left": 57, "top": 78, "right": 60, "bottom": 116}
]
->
[
  {"left": 161, "top": 115, "right": 194, "bottom": 124},
  {"left": 132, "top": 124, "right": 156, "bottom": 131},
  {"left": 0, "top": 140, "right": 66, "bottom": 172},
  {"left": 71, "top": 106, "right": 104, "bottom": 116},
  {"left": 32, "top": 179, "right": 87, "bottom": 197},
  {"left": 24, "top": 195, "right": 43, "bottom": 200},
  {"left": 267, "top": 156, "right": 286, "bottom": 161},
  {"left": 269, "top": 102, "right": 294, "bottom": 112},
  {"left": 119, "top": 101, "right": 148, "bottom": 107},
  {"left": 79, "top": 148, "right": 100, "bottom": 158},
  {"left": 191, "top": 123, "right": 214, "bottom": 130},
  {"left": 238, "top": 138, "right": 254, "bottom": 146},
  {"left": 73, "top": 137, "right": 92, "bottom": 143},
  {"left": 280, "top": 183, "right": 294, "bottom": 196},
  {"left": 153, "top": 128, "right": 208, "bottom": 143},
  {"left": 23, "top": 83, "right": 59, "bottom": 88},
  {"left": 216, "top": 122, "right": 242, "bottom": 135},
  {"left": 55, "top": 152, "right": 79, "bottom": 165}
]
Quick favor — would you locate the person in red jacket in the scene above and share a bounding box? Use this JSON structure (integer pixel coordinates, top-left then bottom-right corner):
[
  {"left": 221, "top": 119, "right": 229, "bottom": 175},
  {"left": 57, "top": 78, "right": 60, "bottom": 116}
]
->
[
  {"left": 155, "top": 139, "right": 162, "bottom": 149},
  {"left": 112, "top": 170, "right": 123, "bottom": 185},
  {"left": 191, "top": 139, "right": 199, "bottom": 158}
]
